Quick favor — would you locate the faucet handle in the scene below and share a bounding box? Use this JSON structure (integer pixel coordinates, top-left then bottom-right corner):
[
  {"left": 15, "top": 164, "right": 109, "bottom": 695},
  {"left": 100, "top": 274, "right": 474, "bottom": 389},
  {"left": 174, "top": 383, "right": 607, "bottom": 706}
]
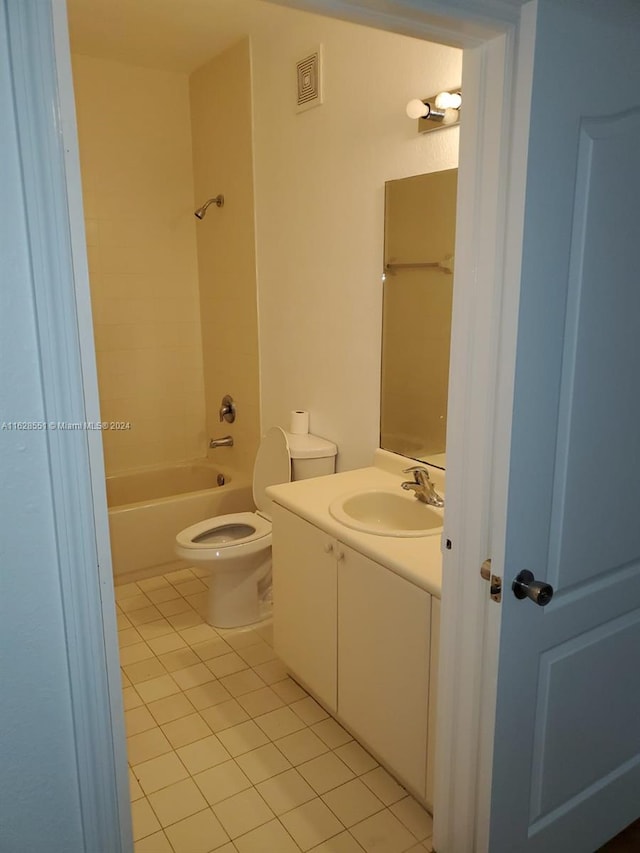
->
[
  {"left": 402, "top": 465, "right": 431, "bottom": 480},
  {"left": 219, "top": 394, "right": 236, "bottom": 423}
]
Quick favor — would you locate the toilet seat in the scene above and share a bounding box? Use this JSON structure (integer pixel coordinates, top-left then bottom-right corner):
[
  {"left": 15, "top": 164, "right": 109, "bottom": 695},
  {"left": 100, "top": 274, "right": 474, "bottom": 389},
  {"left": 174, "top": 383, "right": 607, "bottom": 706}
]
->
[
  {"left": 175, "top": 511, "right": 271, "bottom": 561},
  {"left": 175, "top": 429, "right": 292, "bottom": 571},
  {"left": 252, "top": 427, "right": 291, "bottom": 517},
  {"left": 173, "top": 427, "right": 297, "bottom": 626}
]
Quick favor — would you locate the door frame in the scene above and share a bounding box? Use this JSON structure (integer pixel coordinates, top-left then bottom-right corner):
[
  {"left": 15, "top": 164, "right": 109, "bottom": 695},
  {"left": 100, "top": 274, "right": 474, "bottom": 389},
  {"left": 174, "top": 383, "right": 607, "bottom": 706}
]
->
[
  {"left": 13, "top": 0, "right": 537, "bottom": 850},
  {"left": 4, "top": 1, "right": 131, "bottom": 851}
]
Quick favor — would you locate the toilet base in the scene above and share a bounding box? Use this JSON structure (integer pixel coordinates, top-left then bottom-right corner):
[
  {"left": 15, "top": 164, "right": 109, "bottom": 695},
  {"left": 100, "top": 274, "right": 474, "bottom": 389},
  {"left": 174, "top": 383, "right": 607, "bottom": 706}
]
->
[{"left": 207, "top": 556, "right": 272, "bottom": 629}]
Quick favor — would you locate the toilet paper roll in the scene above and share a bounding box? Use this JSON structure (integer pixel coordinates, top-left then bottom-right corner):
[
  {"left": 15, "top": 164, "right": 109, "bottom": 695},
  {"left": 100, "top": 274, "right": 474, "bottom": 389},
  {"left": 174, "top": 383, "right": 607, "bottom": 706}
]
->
[{"left": 290, "top": 410, "right": 310, "bottom": 435}]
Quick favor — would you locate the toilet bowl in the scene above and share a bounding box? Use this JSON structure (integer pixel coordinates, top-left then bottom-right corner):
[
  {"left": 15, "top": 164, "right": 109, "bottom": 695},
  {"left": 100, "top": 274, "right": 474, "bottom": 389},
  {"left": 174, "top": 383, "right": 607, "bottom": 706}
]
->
[{"left": 175, "top": 426, "right": 337, "bottom": 628}]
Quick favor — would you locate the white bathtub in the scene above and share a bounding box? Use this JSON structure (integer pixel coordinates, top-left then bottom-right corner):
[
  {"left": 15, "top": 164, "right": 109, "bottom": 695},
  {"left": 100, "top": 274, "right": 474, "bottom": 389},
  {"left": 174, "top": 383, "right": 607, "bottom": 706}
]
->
[{"left": 106, "top": 460, "right": 253, "bottom": 581}]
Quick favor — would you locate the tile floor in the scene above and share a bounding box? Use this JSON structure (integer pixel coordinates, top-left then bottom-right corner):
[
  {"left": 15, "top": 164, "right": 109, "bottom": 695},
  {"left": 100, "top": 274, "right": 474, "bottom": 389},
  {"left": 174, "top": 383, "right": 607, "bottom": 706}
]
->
[{"left": 116, "top": 566, "right": 434, "bottom": 853}]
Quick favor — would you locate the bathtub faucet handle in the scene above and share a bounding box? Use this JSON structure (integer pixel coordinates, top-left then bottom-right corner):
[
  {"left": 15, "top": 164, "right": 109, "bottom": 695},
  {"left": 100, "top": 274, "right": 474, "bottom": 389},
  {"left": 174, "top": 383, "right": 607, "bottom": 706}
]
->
[{"left": 219, "top": 395, "right": 236, "bottom": 424}]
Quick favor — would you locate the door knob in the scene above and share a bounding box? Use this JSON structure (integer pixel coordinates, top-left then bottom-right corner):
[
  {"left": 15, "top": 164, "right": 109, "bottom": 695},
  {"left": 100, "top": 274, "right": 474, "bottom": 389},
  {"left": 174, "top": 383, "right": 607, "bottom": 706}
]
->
[{"left": 512, "top": 570, "right": 554, "bottom": 607}]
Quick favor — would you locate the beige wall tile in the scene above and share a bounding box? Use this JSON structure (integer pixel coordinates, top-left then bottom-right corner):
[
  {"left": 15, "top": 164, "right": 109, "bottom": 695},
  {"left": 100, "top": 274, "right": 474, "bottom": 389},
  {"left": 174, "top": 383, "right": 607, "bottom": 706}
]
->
[
  {"left": 190, "top": 39, "right": 261, "bottom": 477},
  {"left": 72, "top": 54, "right": 206, "bottom": 474}
]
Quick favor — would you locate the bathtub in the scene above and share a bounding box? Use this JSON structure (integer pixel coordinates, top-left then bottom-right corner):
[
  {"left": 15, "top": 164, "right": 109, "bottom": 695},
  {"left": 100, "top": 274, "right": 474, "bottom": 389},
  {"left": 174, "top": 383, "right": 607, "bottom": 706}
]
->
[{"left": 106, "top": 460, "right": 253, "bottom": 581}]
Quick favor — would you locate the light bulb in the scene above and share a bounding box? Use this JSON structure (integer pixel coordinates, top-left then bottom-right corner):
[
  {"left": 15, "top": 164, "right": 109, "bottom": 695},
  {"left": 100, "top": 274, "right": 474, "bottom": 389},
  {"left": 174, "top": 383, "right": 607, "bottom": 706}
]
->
[
  {"left": 406, "top": 99, "right": 429, "bottom": 120},
  {"left": 434, "top": 91, "right": 462, "bottom": 110},
  {"left": 442, "top": 108, "right": 460, "bottom": 125}
]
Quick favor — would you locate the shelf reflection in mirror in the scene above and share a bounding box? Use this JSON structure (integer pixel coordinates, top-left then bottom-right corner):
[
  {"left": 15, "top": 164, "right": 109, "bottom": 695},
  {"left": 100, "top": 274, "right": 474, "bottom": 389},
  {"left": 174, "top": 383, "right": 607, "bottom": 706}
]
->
[{"left": 381, "top": 168, "right": 458, "bottom": 469}]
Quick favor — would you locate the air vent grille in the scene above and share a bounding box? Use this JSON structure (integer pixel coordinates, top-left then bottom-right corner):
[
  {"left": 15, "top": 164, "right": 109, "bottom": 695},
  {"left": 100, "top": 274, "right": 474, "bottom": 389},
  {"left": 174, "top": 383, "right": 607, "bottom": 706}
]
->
[{"left": 296, "top": 47, "right": 323, "bottom": 112}]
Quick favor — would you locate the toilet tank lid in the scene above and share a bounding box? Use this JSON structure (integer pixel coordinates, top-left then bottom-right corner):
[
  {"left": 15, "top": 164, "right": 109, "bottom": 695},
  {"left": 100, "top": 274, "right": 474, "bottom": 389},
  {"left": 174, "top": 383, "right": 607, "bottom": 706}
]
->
[{"left": 286, "top": 432, "right": 337, "bottom": 459}]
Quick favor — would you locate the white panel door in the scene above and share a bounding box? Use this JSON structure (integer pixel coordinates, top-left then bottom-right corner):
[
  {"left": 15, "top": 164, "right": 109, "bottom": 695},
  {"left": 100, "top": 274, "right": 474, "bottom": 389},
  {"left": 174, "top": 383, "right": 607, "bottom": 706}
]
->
[{"left": 491, "top": 1, "right": 640, "bottom": 850}]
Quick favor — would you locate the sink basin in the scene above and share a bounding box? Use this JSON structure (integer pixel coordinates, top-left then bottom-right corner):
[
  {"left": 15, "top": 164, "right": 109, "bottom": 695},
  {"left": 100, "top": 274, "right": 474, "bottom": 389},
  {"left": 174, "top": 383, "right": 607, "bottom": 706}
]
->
[{"left": 329, "top": 489, "right": 443, "bottom": 537}]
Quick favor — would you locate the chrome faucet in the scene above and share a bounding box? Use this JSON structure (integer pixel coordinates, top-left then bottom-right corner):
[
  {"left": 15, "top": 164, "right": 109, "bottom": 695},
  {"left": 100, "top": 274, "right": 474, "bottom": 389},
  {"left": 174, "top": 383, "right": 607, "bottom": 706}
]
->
[
  {"left": 219, "top": 394, "right": 236, "bottom": 424},
  {"left": 209, "top": 435, "right": 233, "bottom": 449},
  {"left": 401, "top": 466, "right": 444, "bottom": 507}
]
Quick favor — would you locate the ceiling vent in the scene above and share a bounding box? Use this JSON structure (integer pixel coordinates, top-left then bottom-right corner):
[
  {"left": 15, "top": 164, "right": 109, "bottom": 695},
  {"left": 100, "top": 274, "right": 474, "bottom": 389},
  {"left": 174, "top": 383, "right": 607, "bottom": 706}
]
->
[{"left": 296, "top": 47, "right": 323, "bottom": 113}]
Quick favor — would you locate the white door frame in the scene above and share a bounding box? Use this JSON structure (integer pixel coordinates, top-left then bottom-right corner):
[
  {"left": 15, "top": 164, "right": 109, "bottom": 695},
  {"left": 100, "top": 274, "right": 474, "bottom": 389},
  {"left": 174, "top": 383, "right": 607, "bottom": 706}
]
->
[
  {"left": 5, "top": 1, "right": 131, "bottom": 851},
  {"left": 15, "top": 0, "right": 536, "bottom": 850}
]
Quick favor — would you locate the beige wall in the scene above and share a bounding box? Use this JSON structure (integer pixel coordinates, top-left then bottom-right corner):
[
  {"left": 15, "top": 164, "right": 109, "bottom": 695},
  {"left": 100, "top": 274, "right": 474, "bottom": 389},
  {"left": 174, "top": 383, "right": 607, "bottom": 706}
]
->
[
  {"left": 190, "top": 39, "right": 260, "bottom": 476},
  {"left": 72, "top": 54, "right": 205, "bottom": 474},
  {"left": 252, "top": 9, "right": 461, "bottom": 470}
]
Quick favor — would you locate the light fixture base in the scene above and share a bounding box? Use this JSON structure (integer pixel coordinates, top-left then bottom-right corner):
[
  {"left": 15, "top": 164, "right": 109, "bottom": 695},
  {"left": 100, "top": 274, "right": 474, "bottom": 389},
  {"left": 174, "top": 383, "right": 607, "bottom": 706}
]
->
[{"left": 417, "top": 90, "right": 461, "bottom": 134}]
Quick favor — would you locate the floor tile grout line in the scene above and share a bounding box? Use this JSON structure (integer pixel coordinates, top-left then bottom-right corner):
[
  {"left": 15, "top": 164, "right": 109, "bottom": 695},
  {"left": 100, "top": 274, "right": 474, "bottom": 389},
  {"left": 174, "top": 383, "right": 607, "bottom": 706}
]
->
[
  {"left": 271, "top": 814, "right": 305, "bottom": 852},
  {"left": 139, "top": 797, "right": 214, "bottom": 844}
]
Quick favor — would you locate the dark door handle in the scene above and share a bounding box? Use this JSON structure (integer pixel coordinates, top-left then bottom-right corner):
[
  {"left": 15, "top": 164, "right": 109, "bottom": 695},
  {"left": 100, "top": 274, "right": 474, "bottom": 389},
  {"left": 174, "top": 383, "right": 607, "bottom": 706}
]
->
[{"left": 512, "top": 570, "right": 554, "bottom": 607}]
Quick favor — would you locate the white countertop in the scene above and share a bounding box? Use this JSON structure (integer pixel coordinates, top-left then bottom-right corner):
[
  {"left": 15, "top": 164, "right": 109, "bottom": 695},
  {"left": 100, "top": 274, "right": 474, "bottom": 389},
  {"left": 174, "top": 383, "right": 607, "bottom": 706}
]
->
[{"left": 266, "top": 450, "right": 443, "bottom": 598}]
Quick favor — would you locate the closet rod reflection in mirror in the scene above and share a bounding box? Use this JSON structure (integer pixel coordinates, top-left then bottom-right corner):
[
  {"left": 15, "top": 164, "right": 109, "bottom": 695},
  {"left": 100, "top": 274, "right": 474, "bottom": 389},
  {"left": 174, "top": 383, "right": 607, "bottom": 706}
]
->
[{"left": 381, "top": 168, "right": 458, "bottom": 469}]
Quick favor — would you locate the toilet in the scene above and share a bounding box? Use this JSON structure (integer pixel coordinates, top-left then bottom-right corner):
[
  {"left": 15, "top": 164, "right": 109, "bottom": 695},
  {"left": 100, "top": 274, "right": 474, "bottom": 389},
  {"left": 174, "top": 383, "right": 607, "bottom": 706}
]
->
[{"left": 175, "top": 427, "right": 337, "bottom": 628}]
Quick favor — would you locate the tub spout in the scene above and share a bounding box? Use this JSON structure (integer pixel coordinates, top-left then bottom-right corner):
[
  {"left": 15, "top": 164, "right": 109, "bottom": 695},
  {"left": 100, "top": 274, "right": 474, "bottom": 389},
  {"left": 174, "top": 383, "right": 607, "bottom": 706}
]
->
[{"left": 209, "top": 435, "right": 233, "bottom": 449}]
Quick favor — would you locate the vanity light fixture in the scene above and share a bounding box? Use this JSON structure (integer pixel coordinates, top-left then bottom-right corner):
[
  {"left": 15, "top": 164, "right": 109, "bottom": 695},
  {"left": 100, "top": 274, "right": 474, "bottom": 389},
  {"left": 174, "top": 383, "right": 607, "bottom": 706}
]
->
[{"left": 406, "top": 89, "right": 462, "bottom": 133}]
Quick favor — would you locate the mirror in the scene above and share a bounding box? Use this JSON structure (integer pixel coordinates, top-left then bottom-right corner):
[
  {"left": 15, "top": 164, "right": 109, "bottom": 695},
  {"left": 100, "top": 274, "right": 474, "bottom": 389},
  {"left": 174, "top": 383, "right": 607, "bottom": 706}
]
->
[{"left": 380, "top": 168, "right": 458, "bottom": 469}]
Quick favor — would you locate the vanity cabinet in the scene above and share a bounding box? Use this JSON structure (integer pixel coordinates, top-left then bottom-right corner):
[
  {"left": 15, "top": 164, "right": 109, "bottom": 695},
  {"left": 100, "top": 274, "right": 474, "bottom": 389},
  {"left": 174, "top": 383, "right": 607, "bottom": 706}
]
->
[
  {"left": 271, "top": 503, "right": 338, "bottom": 712},
  {"left": 272, "top": 501, "right": 434, "bottom": 802}
]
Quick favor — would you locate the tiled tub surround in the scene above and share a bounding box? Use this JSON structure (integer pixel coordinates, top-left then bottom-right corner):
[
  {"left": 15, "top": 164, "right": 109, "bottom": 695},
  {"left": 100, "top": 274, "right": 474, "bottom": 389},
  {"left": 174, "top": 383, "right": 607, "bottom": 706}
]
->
[
  {"left": 72, "top": 54, "right": 206, "bottom": 476},
  {"left": 190, "top": 39, "right": 262, "bottom": 476},
  {"left": 117, "top": 568, "right": 434, "bottom": 852}
]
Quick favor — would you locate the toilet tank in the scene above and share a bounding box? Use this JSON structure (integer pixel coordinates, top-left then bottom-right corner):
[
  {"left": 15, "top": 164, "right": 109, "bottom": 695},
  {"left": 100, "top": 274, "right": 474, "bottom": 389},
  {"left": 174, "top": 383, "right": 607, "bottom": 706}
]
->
[{"left": 286, "top": 432, "right": 337, "bottom": 481}]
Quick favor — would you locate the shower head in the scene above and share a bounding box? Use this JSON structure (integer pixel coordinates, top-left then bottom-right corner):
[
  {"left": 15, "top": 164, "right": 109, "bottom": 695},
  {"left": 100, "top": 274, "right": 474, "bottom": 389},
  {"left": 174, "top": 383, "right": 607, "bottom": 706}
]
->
[{"left": 194, "top": 194, "right": 224, "bottom": 219}]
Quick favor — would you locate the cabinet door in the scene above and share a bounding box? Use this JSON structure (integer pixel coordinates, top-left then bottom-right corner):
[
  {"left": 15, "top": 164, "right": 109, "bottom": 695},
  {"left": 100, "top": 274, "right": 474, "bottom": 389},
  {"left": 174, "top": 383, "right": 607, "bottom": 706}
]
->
[
  {"left": 271, "top": 504, "right": 337, "bottom": 712},
  {"left": 338, "top": 545, "right": 431, "bottom": 795}
]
